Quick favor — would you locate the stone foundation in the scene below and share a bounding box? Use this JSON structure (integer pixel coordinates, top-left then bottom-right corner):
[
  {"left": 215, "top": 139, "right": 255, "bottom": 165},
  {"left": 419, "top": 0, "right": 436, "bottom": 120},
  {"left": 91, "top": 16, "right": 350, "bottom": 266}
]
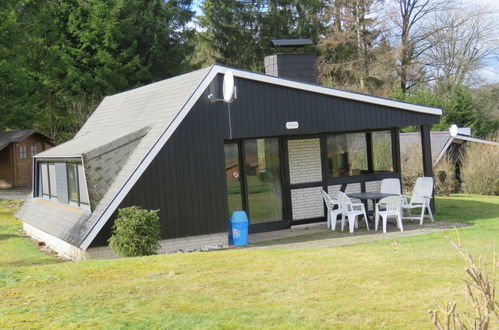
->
[{"left": 23, "top": 223, "right": 228, "bottom": 261}]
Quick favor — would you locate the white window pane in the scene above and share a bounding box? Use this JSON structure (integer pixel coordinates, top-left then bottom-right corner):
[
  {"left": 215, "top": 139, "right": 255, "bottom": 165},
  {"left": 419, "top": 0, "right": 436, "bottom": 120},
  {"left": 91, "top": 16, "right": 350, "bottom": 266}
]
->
[
  {"left": 78, "top": 164, "right": 89, "bottom": 204},
  {"left": 48, "top": 164, "right": 57, "bottom": 197},
  {"left": 41, "top": 164, "right": 49, "bottom": 196}
]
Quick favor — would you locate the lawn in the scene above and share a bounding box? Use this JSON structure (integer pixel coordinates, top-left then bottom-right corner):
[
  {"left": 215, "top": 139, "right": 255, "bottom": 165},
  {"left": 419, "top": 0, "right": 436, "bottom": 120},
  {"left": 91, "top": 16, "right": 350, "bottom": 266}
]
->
[{"left": 0, "top": 195, "right": 498, "bottom": 328}]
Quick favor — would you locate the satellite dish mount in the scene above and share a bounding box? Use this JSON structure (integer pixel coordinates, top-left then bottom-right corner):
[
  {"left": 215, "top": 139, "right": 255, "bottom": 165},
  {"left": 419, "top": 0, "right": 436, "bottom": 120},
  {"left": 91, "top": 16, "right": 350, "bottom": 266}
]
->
[{"left": 208, "top": 71, "right": 237, "bottom": 103}]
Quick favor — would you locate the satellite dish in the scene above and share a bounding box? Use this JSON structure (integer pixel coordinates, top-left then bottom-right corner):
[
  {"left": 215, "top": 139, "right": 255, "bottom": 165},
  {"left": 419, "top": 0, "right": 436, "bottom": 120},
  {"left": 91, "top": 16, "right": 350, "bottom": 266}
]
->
[
  {"left": 223, "top": 71, "right": 235, "bottom": 102},
  {"left": 449, "top": 124, "right": 458, "bottom": 137}
]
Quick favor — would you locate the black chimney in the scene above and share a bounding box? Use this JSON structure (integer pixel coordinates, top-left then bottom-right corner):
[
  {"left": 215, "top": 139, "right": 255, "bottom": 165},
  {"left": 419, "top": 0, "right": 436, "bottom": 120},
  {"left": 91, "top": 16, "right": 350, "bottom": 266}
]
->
[{"left": 264, "top": 39, "right": 317, "bottom": 84}]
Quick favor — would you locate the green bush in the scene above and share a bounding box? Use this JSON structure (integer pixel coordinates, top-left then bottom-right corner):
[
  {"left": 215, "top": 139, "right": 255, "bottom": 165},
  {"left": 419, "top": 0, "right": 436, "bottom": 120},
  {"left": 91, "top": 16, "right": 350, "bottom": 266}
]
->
[{"left": 109, "top": 206, "right": 161, "bottom": 257}]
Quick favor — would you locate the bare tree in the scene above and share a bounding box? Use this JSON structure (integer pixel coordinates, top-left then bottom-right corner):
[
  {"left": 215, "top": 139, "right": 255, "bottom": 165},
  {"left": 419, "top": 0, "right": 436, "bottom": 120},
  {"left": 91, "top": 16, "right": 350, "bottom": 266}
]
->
[
  {"left": 319, "top": 0, "right": 395, "bottom": 96},
  {"left": 423, "top": 6, "right": 499, "bottom": 94},
  {"left": 390, "top": 0, "right": 450, "bottom": 93}
]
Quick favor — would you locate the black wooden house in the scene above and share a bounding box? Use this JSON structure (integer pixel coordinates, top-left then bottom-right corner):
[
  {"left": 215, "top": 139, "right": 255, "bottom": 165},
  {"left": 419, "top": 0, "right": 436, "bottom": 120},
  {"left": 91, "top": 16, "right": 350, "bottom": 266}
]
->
[{"left": 17, "top": 44, "right": 442, "bottom": 260}]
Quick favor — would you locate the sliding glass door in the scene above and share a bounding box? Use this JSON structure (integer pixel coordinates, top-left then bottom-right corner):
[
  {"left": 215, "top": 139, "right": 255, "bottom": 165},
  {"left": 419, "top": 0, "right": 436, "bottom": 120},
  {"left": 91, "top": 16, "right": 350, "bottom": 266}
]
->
[
  {"left": 224, "top": 138, "right": 284, "bottom": 226},
  {"left": 243, "top": 138, "right": 283, "bottom": 224}
]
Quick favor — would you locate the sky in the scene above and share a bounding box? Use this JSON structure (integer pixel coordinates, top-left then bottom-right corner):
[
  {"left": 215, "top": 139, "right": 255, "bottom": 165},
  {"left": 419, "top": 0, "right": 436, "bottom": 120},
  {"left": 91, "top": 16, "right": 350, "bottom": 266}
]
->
[
  {"left": 471, "top": 0, "right": 499, "bottom": 84},
  {"left": 192, "top": 0, "right": 499, "bottom": 85}
]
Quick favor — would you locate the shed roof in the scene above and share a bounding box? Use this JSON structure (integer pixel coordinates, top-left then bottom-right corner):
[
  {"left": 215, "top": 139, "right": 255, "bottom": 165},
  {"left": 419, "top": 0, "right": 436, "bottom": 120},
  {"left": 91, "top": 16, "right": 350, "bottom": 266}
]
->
[
  {"left": 400, "top": 130, "right": 498, "bottom": 164},
  {"left": 18, "top": 65, "right": 443, "bottom": 249},
  {"left": 0, "top": 129, "right": 51, "bottom": 151}
]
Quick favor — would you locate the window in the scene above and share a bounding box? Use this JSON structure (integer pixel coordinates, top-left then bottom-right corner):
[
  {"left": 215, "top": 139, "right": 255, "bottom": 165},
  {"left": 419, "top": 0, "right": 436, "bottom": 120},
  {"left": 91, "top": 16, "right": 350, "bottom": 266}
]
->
[
  {"left": 327, "top": 133, "right": 368, "bottom": 177},
  {"left": 372, "top": 131, "right": 393, "bottom": 172},
  {"left": 67, "top": 162, "right": 89, "bottom": 207},
  {"left": 67, "top": 163, "right": 79, "bottom": 203},
  {"left": 38, "top": 161, "right": 88, "bottom": 208},
  {"left": 77, "top": 164, "right": 89, "bottom": 205},
  {"left": 30, "top": 145, "right": 38, "bottom": 157},
  {"left": 40, "top": 163, "right": 57, "bottom": 199},
  {"left": 244, "top": 138, "right": 282, "bottom": 224},
  {"left": 224, "top": 143, "right": 243, "bottom": 216},
  {"left": 19, "top": 145, "right": 27, "bottom": 159}
]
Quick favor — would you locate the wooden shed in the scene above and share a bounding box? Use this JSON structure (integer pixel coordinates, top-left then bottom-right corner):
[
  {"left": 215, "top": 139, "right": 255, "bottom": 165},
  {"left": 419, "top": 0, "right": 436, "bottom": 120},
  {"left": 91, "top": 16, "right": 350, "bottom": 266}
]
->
[{"left": 0, "top": 130, "right": 53, "bottom": 188}]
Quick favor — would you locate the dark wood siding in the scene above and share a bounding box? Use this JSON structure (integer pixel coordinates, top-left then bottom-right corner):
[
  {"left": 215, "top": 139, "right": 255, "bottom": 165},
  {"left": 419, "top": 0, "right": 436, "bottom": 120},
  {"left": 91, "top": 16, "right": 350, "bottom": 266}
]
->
[
  {"left": 229, "top": 77, "right": 439, "bottom": 139},
  {"left": 90, "top": 74, "right": 440, "bottom": 245},
  {"left": 101, "top": 85, "right": 229, "bottom": 242}
]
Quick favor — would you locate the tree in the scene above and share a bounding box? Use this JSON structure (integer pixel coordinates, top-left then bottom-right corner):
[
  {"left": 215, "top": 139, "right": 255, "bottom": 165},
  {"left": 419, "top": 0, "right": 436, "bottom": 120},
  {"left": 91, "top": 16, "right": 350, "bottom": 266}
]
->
[
  {"left": 318, "top": 0, "right": 395, "bottom": 95},
  {"left": 390, "top": 0, "right": 449, "bottom": 93},
  {"left": 424, "top": 6, "right": 498, "bottom": 95},
  {"left": 0, "top": 0, "right": 195, "bottom": 142},
  {"left": 198, "top": 0, "right": 324, "bottom": 72}
]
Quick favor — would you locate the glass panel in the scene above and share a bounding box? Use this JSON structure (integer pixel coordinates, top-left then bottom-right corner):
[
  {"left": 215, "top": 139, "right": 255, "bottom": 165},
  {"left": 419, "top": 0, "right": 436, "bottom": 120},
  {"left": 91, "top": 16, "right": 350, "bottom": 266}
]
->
[
  {"left": 244, "top": 138, "right": 282, "bottom": 224},
  {"left": 41, "top": 164, "right": 49, "bottom": 196},
  {"left": 67, "top": 163, "right": 78, "bottom": 202},
  {"left": 30, "top": 145, "right": 38, "bottom": 157},
  {"left": 327, "top": 133, "right": 368, "bottom": 177},
  {"left": 77, "top": 164, "right": 89, "bottom": 205},
  {"left": 48, "top": 164, "right": 57, "bottom": 197},
  {"left": 224, "top": 143, "right": 243, "bottom": 216},
  {"left": 372, "top": 131, "right": 393, "bottom": 172},
  {"left": 19, "top": 145, "right": 27, "bottom": 159},
  {"left": 400, "top": 129, "right": 423, "bottom": 193}
]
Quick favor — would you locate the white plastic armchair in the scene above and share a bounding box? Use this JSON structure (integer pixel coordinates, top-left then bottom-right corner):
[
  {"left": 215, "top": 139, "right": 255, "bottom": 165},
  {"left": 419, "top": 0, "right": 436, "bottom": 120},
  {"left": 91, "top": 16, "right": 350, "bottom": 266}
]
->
[
  {"left": 336, "top": 191, "right": 369, "bottom": 233},
  {"left": 321, "top": 190, "right": 342, "bottom": 230},
  {"left": 380, "top": 178, "right": 401, "bottom": 195},
  {"left": 402, "top": 177, "right": 434, "bottom": 225},
  {"left": 375, "top": 196, "right": 404, "bottom": 233}
]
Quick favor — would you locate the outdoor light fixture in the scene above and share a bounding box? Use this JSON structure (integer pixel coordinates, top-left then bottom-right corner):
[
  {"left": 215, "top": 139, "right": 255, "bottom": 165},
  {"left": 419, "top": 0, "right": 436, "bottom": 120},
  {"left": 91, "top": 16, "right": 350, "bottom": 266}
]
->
[{"left": 286, "top": 121, "right": 299, "bottom": 130}]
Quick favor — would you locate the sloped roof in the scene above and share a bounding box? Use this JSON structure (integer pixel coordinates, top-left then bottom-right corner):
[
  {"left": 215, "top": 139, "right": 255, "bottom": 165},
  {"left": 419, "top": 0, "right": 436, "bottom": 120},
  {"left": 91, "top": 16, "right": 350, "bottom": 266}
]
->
[
  {"left": 0, "top": 129, "right": 51, "bottom": 151},
  {"left": 18, "top": 65, "right": 443, "bottom": 249},
  {"left": 400, "top": 131, "right": 498, "bottom": 164},
  {"left": 400, "top": 131, "right": 452, "bottom": 163},
  {"left": 19, "top": 67, "right": 212, "bottom": 247}
]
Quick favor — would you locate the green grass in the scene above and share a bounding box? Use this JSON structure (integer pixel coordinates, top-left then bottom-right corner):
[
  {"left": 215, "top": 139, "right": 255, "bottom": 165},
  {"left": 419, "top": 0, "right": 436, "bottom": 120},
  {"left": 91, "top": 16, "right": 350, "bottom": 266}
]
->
[{"left": 0, "top": 195, "right": 498, "bottom": 328}]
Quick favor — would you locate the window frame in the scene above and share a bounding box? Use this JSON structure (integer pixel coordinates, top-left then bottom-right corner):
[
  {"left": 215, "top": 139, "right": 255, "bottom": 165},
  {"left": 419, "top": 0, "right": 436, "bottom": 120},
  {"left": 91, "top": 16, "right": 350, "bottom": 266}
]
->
[
  {"left": 66, "top": 162, "right": 89, "bottom": 207},
  {"left": 40, "top": 162, "right": 57, "bottom": 200},
  {"left": 30, "top": 145, "right": 38, "bottom": 157},
  {"left": 37, "top": 161, "right": 89, "bottom": 209},
  {"left": 326, "top": 132, "right": 370, "bottom": 179},
  {"left": 18, "top": 145, "right": 27, "bottom": 159},
  {"left": 325, "top": 128, "right": 397, "bottom": 182}
]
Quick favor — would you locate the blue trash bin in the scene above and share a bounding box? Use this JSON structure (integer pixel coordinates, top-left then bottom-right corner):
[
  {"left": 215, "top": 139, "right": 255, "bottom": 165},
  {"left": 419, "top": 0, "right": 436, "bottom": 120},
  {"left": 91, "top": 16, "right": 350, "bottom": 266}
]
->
[{"left": 230, "top": 211, "right": 249, "bottom": 246}]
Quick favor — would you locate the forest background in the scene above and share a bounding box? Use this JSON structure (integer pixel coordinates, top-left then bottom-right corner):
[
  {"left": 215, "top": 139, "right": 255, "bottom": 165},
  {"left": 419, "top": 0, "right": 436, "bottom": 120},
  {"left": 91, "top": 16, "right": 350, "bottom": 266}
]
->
[{"left": 1, "top": 0, "right": 497, "bottom": 143}]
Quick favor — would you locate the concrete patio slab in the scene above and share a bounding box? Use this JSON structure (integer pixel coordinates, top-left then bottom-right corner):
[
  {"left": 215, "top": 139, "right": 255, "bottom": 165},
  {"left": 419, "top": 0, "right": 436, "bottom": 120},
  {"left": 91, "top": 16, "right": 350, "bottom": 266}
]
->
[
  {"left": 247, "top": 221, "right": 468, "bottom": 250},
  {"left": 0, "top": 187, "right": 31, "bottom": 200}
]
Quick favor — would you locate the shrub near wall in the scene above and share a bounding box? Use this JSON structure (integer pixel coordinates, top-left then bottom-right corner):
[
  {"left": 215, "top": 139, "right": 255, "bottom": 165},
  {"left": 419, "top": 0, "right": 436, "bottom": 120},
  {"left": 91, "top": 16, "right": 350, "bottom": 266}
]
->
[
  {"left": 109, "top": 206, "right": 161, "bottom": 257},
  {"left": 460, "top": 141, "right": 499, "bottom": 195},
  {"left": 433, "top": 154, "right": 458, "bottom": 196}
]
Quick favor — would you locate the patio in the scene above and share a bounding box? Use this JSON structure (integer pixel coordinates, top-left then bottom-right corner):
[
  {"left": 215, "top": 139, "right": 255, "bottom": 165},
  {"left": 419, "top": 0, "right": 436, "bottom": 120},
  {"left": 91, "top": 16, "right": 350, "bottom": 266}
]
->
[{"left": 247, "top": 220, "right": 468, "bottom": 250}]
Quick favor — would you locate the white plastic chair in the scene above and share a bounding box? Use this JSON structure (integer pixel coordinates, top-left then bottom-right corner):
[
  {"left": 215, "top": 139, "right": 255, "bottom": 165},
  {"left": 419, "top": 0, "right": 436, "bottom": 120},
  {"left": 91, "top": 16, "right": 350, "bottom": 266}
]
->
[
  {"left": 322, "top": 190, "right": 342, "bottom": 230},
  {"left": 402, "top": 177, "right": 434, "bottom": 225},
  {"left": 337, "top": 191, "right": 369, "bottom": 233},
  {"left": 380, "top": 178, "right": 401, "bottom": 195},
  {"left": 375, "top": 196, "right": 404, "bottom": 233}
]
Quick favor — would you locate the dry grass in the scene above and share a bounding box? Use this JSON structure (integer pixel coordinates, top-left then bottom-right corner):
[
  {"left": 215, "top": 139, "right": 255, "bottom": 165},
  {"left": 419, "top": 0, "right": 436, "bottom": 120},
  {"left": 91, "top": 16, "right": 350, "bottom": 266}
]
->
[
  {"left": 460, "top": 141, "right": 499, "bottom": 195},
  {"left": 429, "top": 232, "right": 498, "bottom": 329}
]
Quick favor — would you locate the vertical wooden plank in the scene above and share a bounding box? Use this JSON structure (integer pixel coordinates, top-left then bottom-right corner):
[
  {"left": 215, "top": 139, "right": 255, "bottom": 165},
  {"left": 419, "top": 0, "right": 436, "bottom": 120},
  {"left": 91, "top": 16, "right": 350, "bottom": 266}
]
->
[{"left": 420, "top": 124, "right": 435, "bottom": 212}]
